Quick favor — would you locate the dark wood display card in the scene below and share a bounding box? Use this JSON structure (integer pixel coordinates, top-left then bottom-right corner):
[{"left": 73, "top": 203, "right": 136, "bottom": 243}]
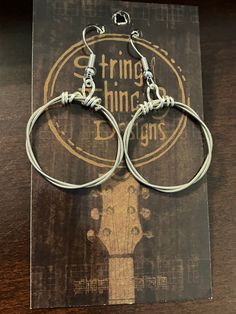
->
[{"left": 31, "top": 0, "right": 212, "bottom": 309}]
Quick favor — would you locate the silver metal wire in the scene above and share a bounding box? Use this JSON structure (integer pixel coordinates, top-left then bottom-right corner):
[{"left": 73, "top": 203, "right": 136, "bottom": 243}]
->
[
  {"left": 123, "top": 31, "right": 213, "bottom": 193},
  {"left": 26, "top": 25, "right": 123, "bottom": 189},
  {"left": 82, "top": 24, "right": 105, "bottom": 55},
  {"left": 26, "top": 87, "right": 124, "bottom": 189}
]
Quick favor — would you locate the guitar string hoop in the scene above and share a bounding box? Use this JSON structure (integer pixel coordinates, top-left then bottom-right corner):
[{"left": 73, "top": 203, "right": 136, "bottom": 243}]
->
[
  {"left": 123, "top": 30, "right": 213, "bottom": 193},
  {"left": 26, "top": 24, "right": 124, "bottom": 189}
]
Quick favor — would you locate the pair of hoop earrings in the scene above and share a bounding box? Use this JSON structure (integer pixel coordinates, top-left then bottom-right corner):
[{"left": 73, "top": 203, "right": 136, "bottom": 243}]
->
[{"left": 26, "top": 24, "right": 213, "bottom": 193}]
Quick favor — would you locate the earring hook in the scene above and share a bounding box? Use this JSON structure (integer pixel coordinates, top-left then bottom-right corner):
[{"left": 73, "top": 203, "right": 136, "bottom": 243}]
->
[
  {"left": 82, "top": 24, "right": 105, "bottom": 55},
  {"left": 130, "top": 30, "right": 145, "bottom": 59},
  {"left": 130, "top": 30, "right": 157, "bottom": 90},
  {"left": 82, "top": 24, "right": 105, "bottom": 86}
]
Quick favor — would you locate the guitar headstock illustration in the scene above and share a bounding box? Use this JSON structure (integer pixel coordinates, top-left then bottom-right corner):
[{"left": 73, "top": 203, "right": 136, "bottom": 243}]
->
[
  {"left": 88, "top": 175, "right": 153, "bottom": 255},
  {"left": 87, "top": 174, "right": 153, "bottom": 304}
]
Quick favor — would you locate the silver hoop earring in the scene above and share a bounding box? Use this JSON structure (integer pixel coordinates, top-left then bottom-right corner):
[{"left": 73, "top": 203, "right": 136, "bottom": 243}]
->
[
  {"left": 123, "top": 30, "right": 213, "bottom": 193},
  {"left": 26, "top": 24, "right": 124, "bottom": 189}
]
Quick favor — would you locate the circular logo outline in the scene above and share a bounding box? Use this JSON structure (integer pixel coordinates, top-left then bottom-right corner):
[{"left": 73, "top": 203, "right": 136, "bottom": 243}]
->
[{"left": 44, "top": 33, "right": 188, "bottom": 168}]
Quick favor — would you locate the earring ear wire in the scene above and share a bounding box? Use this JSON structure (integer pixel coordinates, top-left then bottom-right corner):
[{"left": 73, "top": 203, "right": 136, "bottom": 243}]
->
[
  {"left": 26, "top": 24, "right": 124, "bottom": 189},
  {"left": 82, "top": 24, "right": 105, "bottom": 86},
  {"left": 130, "top": 30, "right": 155, "bottom": 87},
  {"left": 123, "top": 29, "right": 213, "bottom": 193}
]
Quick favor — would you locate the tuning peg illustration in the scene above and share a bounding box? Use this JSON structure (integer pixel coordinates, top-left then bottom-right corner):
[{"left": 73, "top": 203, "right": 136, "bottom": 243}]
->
[
  {"left": 139, "top": 207, "right": 151, "bottom": 220},
  {"left": 131, "top": 226, "right": 140, "bottom": 236},
  {"left": 90, "top": 189, "right": 101, "bottom": 198},
  {"left": 127, "top": 206, "right": 136, "bottom": 214},
  {"left": 90, "top": 207, "right": 101, "bottom": 220},
  {"left": 143, "top": 231, "right": 154, "bottom": 239},
  {"left": 90, "top": 206, "right": 115, "bottom": 220},
  {"left": 87, "top": 229, "right": 96, "bottom": 242},
  {"left": 128, "top": 185, "right": 137, "bottom": 194},
  {"left": 141, "top": 187, "right": 150, "bottom": 199}
]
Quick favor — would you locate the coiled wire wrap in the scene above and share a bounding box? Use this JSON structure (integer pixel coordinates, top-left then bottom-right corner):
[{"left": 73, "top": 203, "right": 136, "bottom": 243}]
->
[
  {"left": 26, "top": 85, "right": 124, "bottom": 189},
  {"left": 123, "top": 92, "right": 213, "bottom": 193}
]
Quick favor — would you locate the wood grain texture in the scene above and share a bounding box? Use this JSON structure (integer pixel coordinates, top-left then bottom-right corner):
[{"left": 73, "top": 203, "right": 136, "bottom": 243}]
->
[{"left": 0, "top": 0, "right": 236, "bottom": 313}]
